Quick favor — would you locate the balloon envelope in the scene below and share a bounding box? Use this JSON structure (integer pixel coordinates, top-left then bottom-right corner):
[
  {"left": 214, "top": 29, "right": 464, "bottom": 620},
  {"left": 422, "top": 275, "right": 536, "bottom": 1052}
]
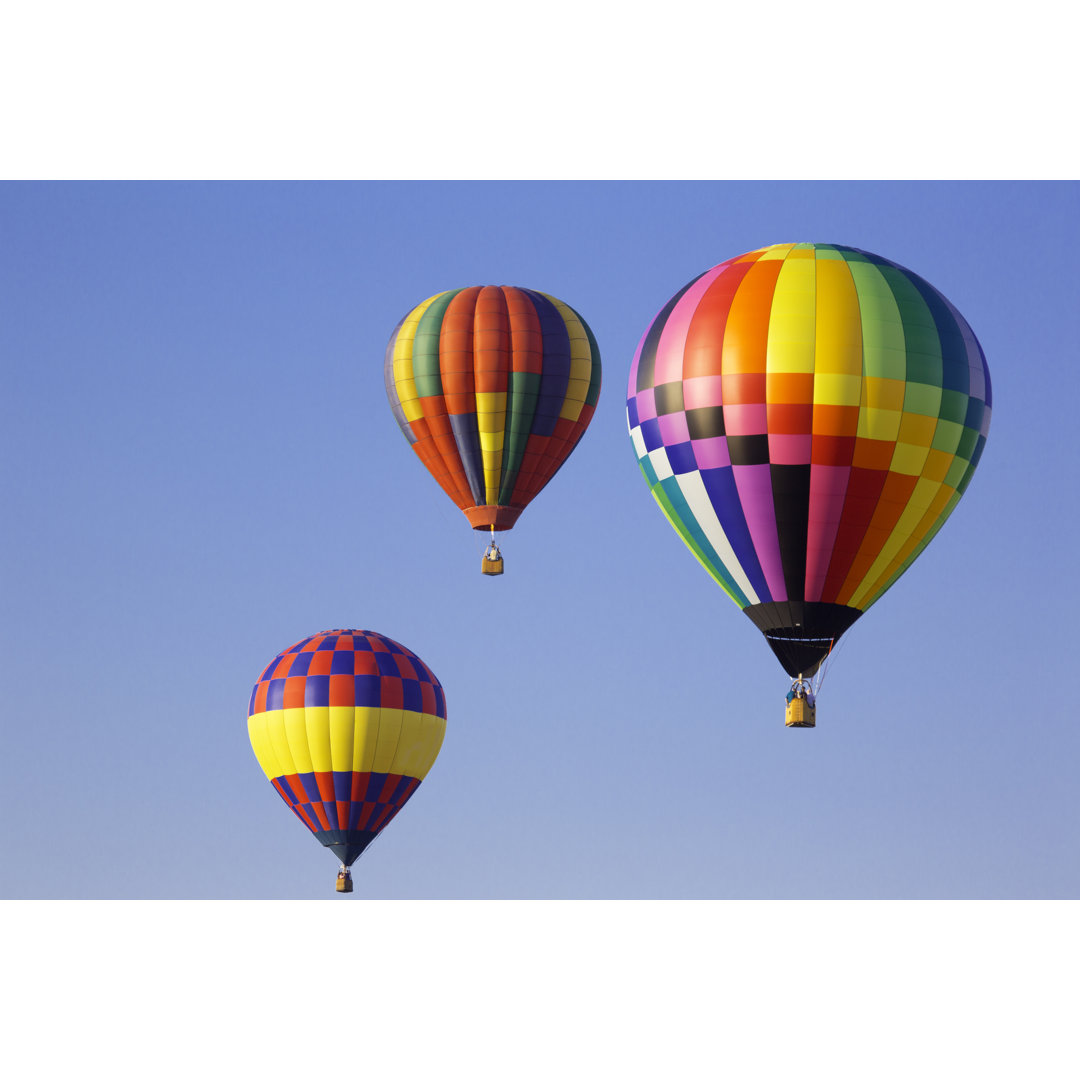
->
[
  {"left": 247, "top": 629, "right": 446, "bottom": 868},
  {"left": 626, "top": 243, "right": 992, "bottom": 677},
  {"left": 386, "top": 285, "right": 602, "bottom": 531}
]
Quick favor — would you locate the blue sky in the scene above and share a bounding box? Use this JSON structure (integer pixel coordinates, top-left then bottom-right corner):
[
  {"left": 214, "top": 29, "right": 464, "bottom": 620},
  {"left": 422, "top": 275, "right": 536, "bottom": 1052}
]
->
[{"left": 3, "top": 180, "right": 1077, "bottom": 901}]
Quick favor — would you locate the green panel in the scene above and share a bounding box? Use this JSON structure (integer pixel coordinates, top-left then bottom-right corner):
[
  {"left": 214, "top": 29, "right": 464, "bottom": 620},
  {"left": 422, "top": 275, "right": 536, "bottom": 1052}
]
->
[
  {"left": 954, "top": 426, "right": 979, "bottom": 461},
  {"left": 849, "top": 260, "right": 907, "bottom": 381},
  {"left": 930, "top": 418, "right": 963, "bottom": 454},
  {"left": 944, "top": 456, "right": 969, "bottom": 487},
  {"left": 903, "top": 381, "right": 943, "bottom": 417},
  {"left": 938, "top": 388, "right": 970, "bottom": 424},
  {"left": 412, "top": 289, "right": 461, "bottom": 398},
  {"left": 498, "top": 370, "right": 543, "bottom": 504}
]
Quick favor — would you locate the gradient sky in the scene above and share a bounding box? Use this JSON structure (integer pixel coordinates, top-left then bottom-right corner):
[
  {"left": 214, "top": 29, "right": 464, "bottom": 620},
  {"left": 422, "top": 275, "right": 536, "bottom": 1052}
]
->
[{"left": 2, "top": 180, "right": 1078, "bottom": 902}]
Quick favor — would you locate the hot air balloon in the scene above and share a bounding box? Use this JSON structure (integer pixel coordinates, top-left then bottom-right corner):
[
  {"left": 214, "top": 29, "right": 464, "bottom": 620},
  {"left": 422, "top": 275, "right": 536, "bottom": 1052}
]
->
[
  {"left": 385, "top": 285, "right": 602, "bottom": 574},
  {"left": 626, "top": 243, "right": 991, "bottom": 726},
  {"left": 247, "top": 629, "right": 446, "bottom": 891}
]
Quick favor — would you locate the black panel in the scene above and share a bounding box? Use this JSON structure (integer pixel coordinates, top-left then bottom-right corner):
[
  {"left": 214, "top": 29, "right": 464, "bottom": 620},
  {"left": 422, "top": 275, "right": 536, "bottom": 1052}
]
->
[
  {"left": 686, "top": 406, "right": 725, "bottom": 440},
  {"left": 770, "top": 464, "right": 811, "bottom": 602},
  {"left": 744, "top": 602, "right": 863, "bottom": 678},
  {"left": 727, "top": 434, "right": 770, "bottom": 466},
  {"left": 654, "top": 381, "right": 685, "bottom": 415},
  {"left": 318, "top": 830, "right": 377, "bottom": 867}
]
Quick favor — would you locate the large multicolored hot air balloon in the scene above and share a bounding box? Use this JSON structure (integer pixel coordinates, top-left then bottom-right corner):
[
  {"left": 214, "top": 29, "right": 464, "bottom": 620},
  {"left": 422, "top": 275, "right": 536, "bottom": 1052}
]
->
[
  {"left": 385, "top": 285, "right": 601, "bottom": 569},
  {"left": 627, "top": 243, "right": 991, "bottom": 714},
  {"left": 247, "top": 629, "right": 447, "bottom": 892}
]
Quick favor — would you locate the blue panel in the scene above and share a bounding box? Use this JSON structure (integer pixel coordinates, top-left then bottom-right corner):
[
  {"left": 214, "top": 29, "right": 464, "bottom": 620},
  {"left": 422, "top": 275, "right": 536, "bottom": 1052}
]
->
[
  {"left": 300, "top": 772, "right": 322, "bottom": 802},
  {"left": 304, "top": 675, "right": 330, "bottom": 707},
  {"left": 265, "top": 678, "right": 286, "bottom": 711},
  {"left": 448, "top": 411, "right": 485, "bottom": 504},
  {"left": 402, "top": 679, "right": 422, "bottom": 711},
  {"left": 333, "top": 771, "right": 351, "bottom": 802},
  {"left": 626, "top": 396, "right": 639, "bottom": 428},
  {"left": 316, "top": 635, "right": 337, "bottom": 651},
  {"left": 331, "top": 650, "right": 354, "bottom": 675},
  {"left": 288, "top": 651, "right": 313, "bottom": 677},
  {"left": 354, "top": 674, "right": 382, "bottom": 707},
  {"left": 522, "top": 289, "right": 570, "bottom": 437},
  {"left": 640, "top": 416, "right": 662, "bottom": 453},
  {"left": 375, "top": 651, "right": 400, "bottom": 675},
  {"left": 666, "top": 441, "right": 697, "bottom": 474}
]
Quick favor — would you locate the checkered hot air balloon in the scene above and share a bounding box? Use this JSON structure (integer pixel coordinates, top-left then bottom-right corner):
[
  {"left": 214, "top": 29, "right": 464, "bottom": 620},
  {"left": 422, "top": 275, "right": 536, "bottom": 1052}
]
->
[
  {"left": 626, "top": 243, "right": 991, "bottom": 714},
  {"left": 385, "top": 285, "right": 602, "bottom": 571},
  {"left": 247, "top": 629, "right": 446, "bottom": 892}
]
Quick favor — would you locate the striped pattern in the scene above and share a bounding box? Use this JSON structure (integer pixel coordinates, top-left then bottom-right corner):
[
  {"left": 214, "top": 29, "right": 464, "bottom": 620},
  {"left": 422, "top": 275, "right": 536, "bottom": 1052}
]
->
[
  {"left": 386, "top": 285, "right": 602, "bottom": 531},
  {"left": 627, "top": 243, "right": 991, "bottom": 672},
  {"left": 248, "top": 629, "right": 446, "bottom": 867}
]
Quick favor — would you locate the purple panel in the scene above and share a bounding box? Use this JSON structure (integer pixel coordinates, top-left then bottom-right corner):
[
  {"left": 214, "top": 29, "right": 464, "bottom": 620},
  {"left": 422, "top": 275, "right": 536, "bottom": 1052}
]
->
[
  {"left": 692, "top": 436, "right": 730, "bottom": 470},
  {"left": 635, "top": 387, "right": 658, "bottom": 422},
  {"left": 732, "top": 463, "right": 785, "bottom": 598},
  {"left": 658, "top": 411, "right": 690, "bottom": 444}
]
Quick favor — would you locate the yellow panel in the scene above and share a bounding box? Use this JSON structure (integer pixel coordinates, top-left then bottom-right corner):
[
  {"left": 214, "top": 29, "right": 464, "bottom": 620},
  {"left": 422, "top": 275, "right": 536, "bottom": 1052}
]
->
[
  {"left": 328, "top": 706, "right": 355, "bottom": 773},
  {"left": 263, "top": 709, "right": 298, "bottom": 777},
  {"left": 857, "top": 407, "right": 902, "bottom": 441},
  {"left": 897, "top": 412, "right": 937, "bottom": 446},
  {"left": 248, "top": 713, "right": 284, "bottom": 780},
  {"left": 351, "top": 707, "right": 381, "bottom": 774},
  {"left": 814, "top": 259, "right": 862, "bottom": 375},
  {"left": 387, "top": 710, "right": 423, "bottom": 776},
  {"left": 889, "top": 442, "right": 930, "bottom": 476},
  {"left": 862, "top": 376, "right": 906, "bottom": 411},
  {"left": 284, "top": 707, "right": 315, "bottom": 774},
  {"left": 371, "top": 708, "right": 404, "bottom": 773},
  {"left": 922, "top": 448, "right": 954, "bottom": 484},
  {"left": 402, "top": 398, "right": 425, "bottom": 422},
  {"left": 766, "top": 254, "right": 815, "bottom": 374},
  {"left": 758, "top": 244, "right": 795, "bottom": 260},
  {"left": 393, "top": 712, "right": 448, "bottom": 779},
  {"left": 813, "top": 372, "right": 861, "bottom": 407}
]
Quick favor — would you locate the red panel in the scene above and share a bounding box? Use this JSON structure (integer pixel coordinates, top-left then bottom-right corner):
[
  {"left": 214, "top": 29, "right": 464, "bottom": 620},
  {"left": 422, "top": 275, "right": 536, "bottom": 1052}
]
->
[
  {"left": 253, "top": 681, "right": 269, "bottom": 714},
  {"left": 766, "top": 402, "right": 814, "bottom": 434},
  {"left": 315, "top": 771, "right": 335, "bottom": 801},
  {"left": 350, "top": 772, "right": 370, "bottom": 801},
  {"left": 272, "top": 653, "right": 297, "bottom": 678},
  {"left": 328, "top": 674, "right": 355, "bottom": 707},
  {"left": 308, "top": 650, "right": 333, "bottom": 676},
  {"left": 811, "top": 435, "right": 856, "bottom": 466},
  {"left": 420, "top": 681, "right": 436, "bottom": 714},
  {"left": 683, "top": 259, "right": 756, "bottom": 380},
  {"left": 380, "top": 676, "right": 404, "bottom": 709},
  {"left": 282, "top": 676, "right": 306, "bottom": 709},
  {"left": 394, "top": 654, "right": 418, "bottom": 679},
  {"left": 354, "top": 651, "right": 379, "bottom": 675},
  {"left": 505, "top": 287, "right": 543, "bottom": 374}
]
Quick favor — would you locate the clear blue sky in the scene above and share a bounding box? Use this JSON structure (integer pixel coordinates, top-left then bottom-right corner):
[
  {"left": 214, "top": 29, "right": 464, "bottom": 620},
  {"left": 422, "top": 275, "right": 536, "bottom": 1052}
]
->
[{"left": 3, "top": 180, "right": 1077, "bottom": 900}]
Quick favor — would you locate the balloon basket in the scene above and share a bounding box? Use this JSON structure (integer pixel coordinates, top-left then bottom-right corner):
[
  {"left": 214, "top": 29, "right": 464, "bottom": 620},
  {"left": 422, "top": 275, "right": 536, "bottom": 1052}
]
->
[
  {"left": 481, "top": 554, "right": 504, "bottom": 575},
  {"left": 785, "top": 696, "right": 816, "bottom": 728},
  {"left": 335, "top": 867, "right": 353, "bottom": 893}
]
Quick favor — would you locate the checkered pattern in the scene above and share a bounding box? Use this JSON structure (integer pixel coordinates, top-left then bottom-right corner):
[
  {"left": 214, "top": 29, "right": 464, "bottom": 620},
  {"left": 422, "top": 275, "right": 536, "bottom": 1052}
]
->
[
  {"left": 627, "top": 242, "right": 991, "bottom": 627},
  {"left": 385, "top": 285, "right": 602, "bottom": 532},
  {"left": 271, "top": 770, "right": 420, "bottom": 837},
  {"left": 248, "top": 629, "right": 446, "bottom": 719},
  {"left": 248, "top": 629, "right": 446, "bottom": 867}
]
